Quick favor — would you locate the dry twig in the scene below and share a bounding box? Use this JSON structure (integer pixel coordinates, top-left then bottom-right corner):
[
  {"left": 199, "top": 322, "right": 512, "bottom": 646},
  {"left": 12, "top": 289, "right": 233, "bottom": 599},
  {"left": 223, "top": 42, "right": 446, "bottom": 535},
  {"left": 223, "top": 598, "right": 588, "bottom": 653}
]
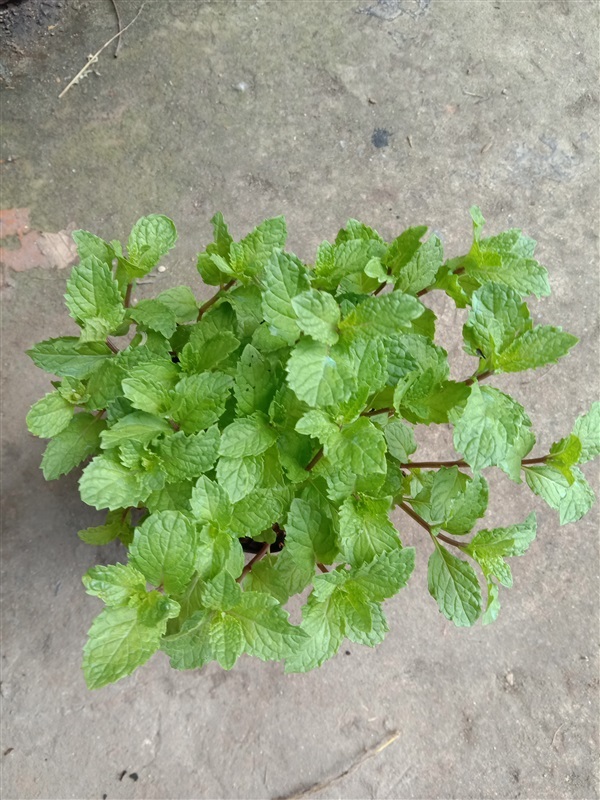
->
[
  {"left": 59, "top": 2, "right": 145, "bottom": 98},
  {"left": 275, "top": 730, "right": 400, "bottom": 800}
]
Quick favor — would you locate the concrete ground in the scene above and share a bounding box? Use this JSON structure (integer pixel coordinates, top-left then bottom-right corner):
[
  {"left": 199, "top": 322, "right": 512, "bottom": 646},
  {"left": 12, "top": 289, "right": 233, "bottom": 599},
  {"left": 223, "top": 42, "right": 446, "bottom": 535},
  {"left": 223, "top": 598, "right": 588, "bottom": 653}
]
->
[{"left": 1, "top": 0, "right": 598, "bottom": 798}]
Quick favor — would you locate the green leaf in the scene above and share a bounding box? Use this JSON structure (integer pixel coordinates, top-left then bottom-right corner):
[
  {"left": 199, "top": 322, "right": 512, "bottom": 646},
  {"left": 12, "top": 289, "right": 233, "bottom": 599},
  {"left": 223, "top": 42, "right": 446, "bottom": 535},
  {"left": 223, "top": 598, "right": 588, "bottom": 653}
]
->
[
  {"left": 161, "top": 610, "right": 214, "bottom": 670},
  {"left": 127, "top": 215, "right": 177, "bottom": 277},
  {"left": 286, "top": 337, "right": 352, "bottom": 408},
  {"left": 100, "top": 411, "right": 172, "bottom": 449},
  {"left": 496, "top": 326, "right": 578, "bottom": 373},
  {"left": 83, "top": 606, "right": 164, "bottom": 689},
  {"left": 326, "top": 417, "right": 387, "bottom": 477},
  {"left": 450, "top": 383, "right": 534, "bottom": 473},
  {"left": 41, "top": 412, "right": 106, "bottom": 480},
  {"left": 284, "top": 591, "right": 344, "bottom": 673},
  {"left": 79, "top": 453, "right": 152, "bottom": 510},
  {"left": 291, "top": 288, "right": 340, "bottom": 345},
  {"left": 26, "top": 392, "right": 74, "bottom": 438},
  {"left": 466, "top": 513, "right": 537, "bottom": 587},
  {"left": 27, "top": 337, "right": 113, "bottom": 378},
  {"left": 78, "top": 509, "right": 133, "bottom": 545},
  {"left": 547, "top": 434, "right": 582, "bottom": 477},
  {"left": 339, "top": 293, "right": 424, "bottom": 338},
  {"left": 156, "top": 427, "right": 220, "bottom": 482},
  {"left": 524, "top": 465, "right": 595, "bottom": 525},
  {"left": 231, "top": 593, "right": 308, "bottom": 661},
  {"left": 383, "top": 226, "right": 428, "bottom": 277},
  {"left": 201, "top": 571, "right": 242, "bottom": 611},
  {"left": 156, "top": 286, "right": 198, "bottom": 323},
  {"left": 216, "top": 454, "right": 264, "bottom": 503},
  {"left": 312, "top": 238, "right": 385, "bottom": 291},
  {"left": 121, "top": 360, "right": 180, "bottom": 416},
  {"left": 190, "top": 475, "right": 232, "bottom": 527},
  {"left": 572, "top": 402, "right": 600, "bottom": 463},
  {"left": 129, "top": 299, "right": 178, "bottom": 339},
  {"left": 350, "top": 547, "right": 416, "bottom": 602},
  {"left": 262, "top": 251, "right": 310, "bottom": 343},
  {"left": 71, "top": 230, "right": 115, "bottom": 267},
  {"left": 383, "top": 418, "right": 417, "bottom": 463},
  {"left": 338, "top": 495, "right": 400, "bottom": 566},
  {"left": 233, "top": 216, "right": 288, "bottom": 280},
  {"left": 234, "top": 344, "right": 279, "bottom": 416},
  {"left": 197, "top": 212, "right": 235, "bottom": 285},
  {"left": 171, "top": 372, "right": 233, "bottom": 434},
  {"left": 209, "top": 613, "right": 245, "bottom": 670},
  {"left": 219, "top": 413, "right": 278, "bottom": 458},
  {"left": 230, "top": 487, "right": 290, "bottom": 538},
  {"left": 463, "top": 283, "right": 532, "bottom": 367},
  {"left": 82, "top": 562, "right": 146, "bottom": 606},
  {"left": 129, "top": 510, "right": 196, "bottom": 593},
  {"left": 195, "top": 523, "right": 244, "bottom": 580},
  {"left": 427, "top": 544, "right": 482, "bottom": 627},
  {"left": 65, "top": 256, "right": 125, "bottom": 341},
  {"left": 285, "top": 496, "right": 336, "bottom": 571},
  {"left": 393, "top": 234, "right": 443, "bottom": 294}
]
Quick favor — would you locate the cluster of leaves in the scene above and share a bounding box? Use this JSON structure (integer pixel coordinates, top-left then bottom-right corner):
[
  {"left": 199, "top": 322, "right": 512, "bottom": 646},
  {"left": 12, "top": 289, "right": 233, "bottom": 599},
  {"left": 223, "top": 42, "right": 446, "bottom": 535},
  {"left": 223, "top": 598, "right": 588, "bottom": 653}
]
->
[{"left": 26, "top": 210, "right": 599, "bottom": 689}]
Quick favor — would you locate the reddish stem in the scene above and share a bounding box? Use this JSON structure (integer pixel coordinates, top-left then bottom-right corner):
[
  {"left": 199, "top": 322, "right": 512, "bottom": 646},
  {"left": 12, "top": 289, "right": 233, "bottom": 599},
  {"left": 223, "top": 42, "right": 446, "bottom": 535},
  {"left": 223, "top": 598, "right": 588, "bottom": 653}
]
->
[
  {"left": 398, "top": 502, "right": 467, "bottom": 550},
  {"left": 197, "top": 279, "right": 236, "bottom": 320},
  {"left": 237, "top": 542, "right": 270, "bottom": 583}
]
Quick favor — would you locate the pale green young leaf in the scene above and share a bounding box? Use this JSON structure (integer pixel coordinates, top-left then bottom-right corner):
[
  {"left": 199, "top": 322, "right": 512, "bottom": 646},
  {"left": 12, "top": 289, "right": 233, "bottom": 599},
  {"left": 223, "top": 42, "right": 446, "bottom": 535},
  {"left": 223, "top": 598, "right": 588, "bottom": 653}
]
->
[
  {"left": 209, "top": 613, "right": 244, "bottom": 670},
  {"left": 127, "top": 215, "right": 177, "bottom": 277},
  {"left": 383, "top": 418, "right": 417, "bottom": 463},
  {"left": 195, "top": 523, "right": 244, "bottom": 580},
  {"left": 26, "top": 392, "right": 74, "bottom": 438},
  {"left": 350, "top": 547, "right": 416, "bottom": 602},
  {"left": 41, "top": 412, "right": 106, "bottom": 480},
  {"left": 121, "top": 360, "right": 180, "bottom": 416},
  {"left": 27, "top": 337, "right": 113, "bottom": 378},
  {"left": 156, "top": 286, "right": 198, "bottom": 323},
  {"left": 427, "top": 544, "right": 482, "bottom": 627},
  {"left": 393, "top": 234, "right": 443, "bottom": 295},
  {"left": 335, "top": 219, "right": 384, "bottom": 244},
  {"left": 231, "top": 593, "right": 308, "bottom": 661},
  {"left": 180, "top": 331, "right": 240, "bottom": 374},
  {"left": 548, "top": 435, "right": 582, "bottom": 475},
  {"left": 129, "top": 510, "right": 196, "bottom": 594},
  {"left": 234, "top": 344, "right": 279, "bottom": 416},
  {"left": 262, "top": 251, "right": 310, "bottom": 343},
  {"left": 79, "top": 453, "right": 152, "bottom": 510},
  {"left": 296, "top": 410, "right": 338, "bottom": 444},
  {"left": 572, "top": 402, "right": 600, "bottom": 463},
  {"left": 129, "top": 299, "right": 178, "bottom": 339},
  {"left": 161, "top": 610, "right": 214, "bottom": 670},
  {"left": 443, "top": 473, "right": 489, "bottom": 535},
  {"left": 326, "top": 417, "right": 387, "bottom": 477},
  {"left": 83, "top": 606, "right": 165, "bottom": 689},
  {"left": 482, "top": 580, "right": 501, "bottom": 625},
  {"left": 78, "top": 508, "right": 133, "bottom": 545},
  {"left": 100, "top": 411, "right": 172, "bottom": 449},
  {"left": 468, "top": 238, "right": 550, "bottom": 299},
  {"left": 219, "top": 412, "right": 278, "bottom": 458},
  {"left": 82, "top": 562, "right": 146, "bottom": 606},
  {"left": 463, "top": 283, "right": 532, "bottom": 365},
  {"left": 383, "top": 225, "right": 428, "bottom": 275},
  {"left": 171, "top": 372, "right": 233, "bottom": 433},
  {"left": 466, "top": 513, "right": 537, "bottom": 587},
  {"left": 196, "top": 212, "right": 234, "bottom": 285},
  {"left": 234, "top": 216, "right": 288, "bottom": 279},
  {"left": 338, "top": 495, "right": 400, "bottom": 566},
  {"left": 523, "top": 464, "right": 570, "bottom": 507},
  {"left": 201, "top": 571, "right": 242, "bottom": 611},
  {"left": 156, "top": 426, "right": 220, "bottom": 482},
  {"left": 216, "top": 454, "right": 264, "bottom": 503},
  {"left": 71, "top": 230, "right": 115, "bottom": 267},
  {"left": 312, "top": 238, "right": 385, "bottom": 291},
  {"left": 286, "top": 337, "right": 352, "bottom": 408},
  {"left": 230, "top": 487, "right": 290, "bottom": 538},
  {"left": 450, "top": 383, "right": 533, "bottom": 472},
  {"left": 525, "top": 462, "right": 595, "bottom": 524},
  {"left": 339, "top": 292, "right": 424, "bottom": 338},
  {"left": 496, "top": 326, "right": 578, "bottom": 373},
  {"left": 291, "top": 288, "right": 341, "bottom": 345},
  {"left": 190, "top": 475, "right": 232, "bottom": 527},
  {"left": 65, "top": 256, "right": 125, "bottom": 341},
  {"left": 284, "top": 592, "right": 344, "bottom": 673}
]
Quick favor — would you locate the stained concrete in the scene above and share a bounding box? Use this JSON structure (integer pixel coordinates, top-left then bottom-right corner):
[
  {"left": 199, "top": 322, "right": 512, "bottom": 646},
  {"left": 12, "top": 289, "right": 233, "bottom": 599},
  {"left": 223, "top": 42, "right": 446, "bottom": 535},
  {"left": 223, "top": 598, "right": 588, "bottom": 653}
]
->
[{"left": 1, "top": 1, "right": 599, "bottom": 798}]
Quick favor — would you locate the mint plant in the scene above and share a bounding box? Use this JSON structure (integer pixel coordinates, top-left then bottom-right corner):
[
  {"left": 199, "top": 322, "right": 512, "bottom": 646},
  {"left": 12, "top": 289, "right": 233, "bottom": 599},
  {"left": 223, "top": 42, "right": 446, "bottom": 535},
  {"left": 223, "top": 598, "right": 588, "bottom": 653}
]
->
[{"left": 26, "top": 209, "right": 599, "bottom": 689}]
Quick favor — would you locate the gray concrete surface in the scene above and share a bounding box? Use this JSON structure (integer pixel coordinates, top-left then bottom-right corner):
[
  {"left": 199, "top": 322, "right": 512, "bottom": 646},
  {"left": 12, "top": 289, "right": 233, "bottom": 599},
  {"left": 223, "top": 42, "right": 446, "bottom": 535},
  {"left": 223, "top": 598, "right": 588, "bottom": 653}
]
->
[{"left": 1, "top": 1, "right": 599, "bottom": 798}]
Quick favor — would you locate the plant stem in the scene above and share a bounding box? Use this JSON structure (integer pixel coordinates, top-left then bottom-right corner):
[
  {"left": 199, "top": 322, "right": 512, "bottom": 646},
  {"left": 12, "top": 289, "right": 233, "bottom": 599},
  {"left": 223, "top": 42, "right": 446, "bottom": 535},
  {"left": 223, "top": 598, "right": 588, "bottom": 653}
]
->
[
  {"left": 124, "top": 281, "right": 134, "bottom": 308},
  {"left": 106, "top": 337, "right": 119, "bottom": 354},
  {"left": 361, "top": 407, "right": 394, "bottom": 417},
  {"left": 398, "top": 502, "right": 467, "bottom": 549},
  {"left": 464, "top": 369, "right": 493, "bottom": 386},
  {"left": 237, "top": 542, "right": 270, "bottom": 583},
  {"left": 417, "top": 266, "right": 465, "bottom": 297},
  {"left": 521, "top": 455, "right": 548, "bottom": 465},
  {"left": 197, "top": 279, "right": 236, "bottom": 320},
  {"left": 402, "top": 458, "right": 469, "bottom": 469},
  {"left": 317, "top": 563, "right": 329, "bottom": 573},
  {"left": 306, "top": 448, "right": 324, "bottom": 472}
]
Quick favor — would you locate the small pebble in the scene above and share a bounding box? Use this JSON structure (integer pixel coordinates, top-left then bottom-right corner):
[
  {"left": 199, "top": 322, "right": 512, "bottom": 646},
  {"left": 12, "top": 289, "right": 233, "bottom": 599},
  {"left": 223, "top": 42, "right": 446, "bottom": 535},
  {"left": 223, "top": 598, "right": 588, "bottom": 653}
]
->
[{"left": 157, "top": 265, "right": 166, "bottom": 273}]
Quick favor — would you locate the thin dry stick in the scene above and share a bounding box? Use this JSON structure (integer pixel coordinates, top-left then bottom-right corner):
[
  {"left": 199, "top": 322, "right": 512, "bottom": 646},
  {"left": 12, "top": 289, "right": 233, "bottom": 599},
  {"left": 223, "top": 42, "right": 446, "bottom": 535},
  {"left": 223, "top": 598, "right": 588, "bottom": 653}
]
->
[
  {"left": 275, "top": 731, "right": 400, "bottom": 800},
  {"left": 110, "top": 0, "right": 124, "bottom": 57},
  {"left": 59, "top": 2, "right": 145, "bottom": 98}
]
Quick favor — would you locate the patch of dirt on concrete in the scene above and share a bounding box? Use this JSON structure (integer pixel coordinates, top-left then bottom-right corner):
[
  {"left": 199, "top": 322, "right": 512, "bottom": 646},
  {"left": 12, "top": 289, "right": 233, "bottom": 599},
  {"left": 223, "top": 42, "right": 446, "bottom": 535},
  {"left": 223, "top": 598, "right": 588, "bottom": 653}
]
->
[{"left": 0, "top": 0, "right": 66, "bottom": 81}]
